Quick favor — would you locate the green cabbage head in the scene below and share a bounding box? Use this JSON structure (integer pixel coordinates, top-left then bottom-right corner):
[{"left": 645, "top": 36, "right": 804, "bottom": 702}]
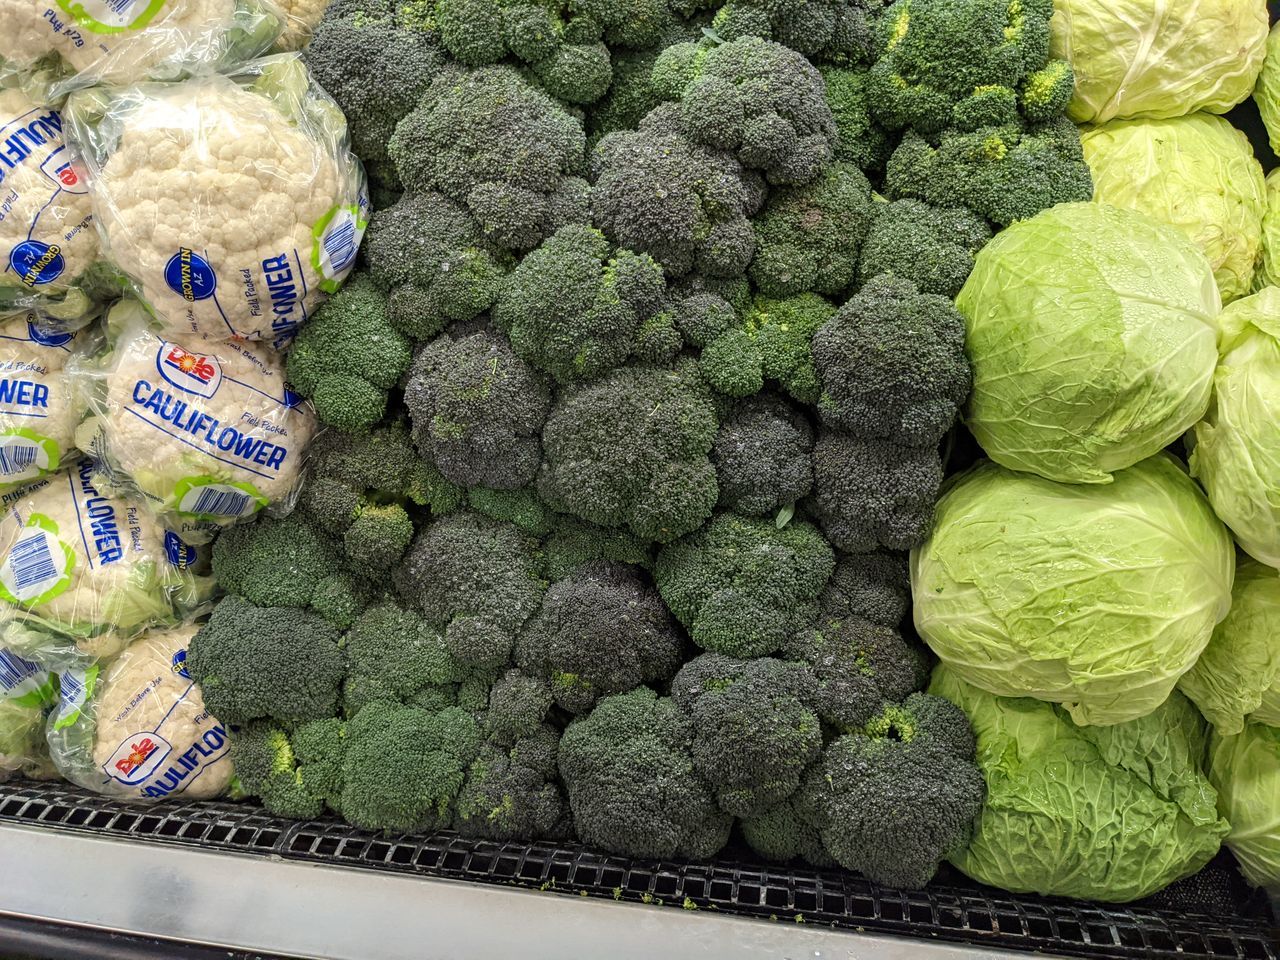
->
[
  {"left": 1051, "top": 0, "right": 1268, "bottom": 124},
  {"left": 1081, "top": 114, "right": 1265, "bottom": 304},
  {"left": 911, "top": 454, "right": 1235, "bottom": 726},
  {"left": 1254, "top": 170, "right": 1280, "bottom": 292},
  {"left": 958, "top": 202, "right": 1220, "bottom": 484},
  {"left": 933, "top": 665, "right": 1229, "bottom": 902},
  {"left": 1254, "top": 22, "right": 1280, "bottom": 157},
  {"left": 1189, "top": 287, "right": 1280, "bottom": 567},
  {"left": 1208, "top": 721, "right": 1280, "bottom": 891}
]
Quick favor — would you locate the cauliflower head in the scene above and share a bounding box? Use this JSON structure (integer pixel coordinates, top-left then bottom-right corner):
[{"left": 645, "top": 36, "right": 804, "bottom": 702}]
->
[
  {"left": 272, "top": 0, "right": 328, "bottom": 50},
  {"left": 0, "top": 646, "right": 56, "bottom": 781}
]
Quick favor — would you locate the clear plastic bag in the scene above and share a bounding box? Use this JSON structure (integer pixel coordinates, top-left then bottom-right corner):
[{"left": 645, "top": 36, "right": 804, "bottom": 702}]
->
[
  {"left": 271, "top": 0, "right": 326, "bottom": 51},
  {"left": 0, "top": 456, "right": 214, "bottom": 663},
  {"left": 0, "top": 645, "right": 57, "bottom": 780},
  {"left": 47, "top": 624, "right": 232, "bottom": 800},
  {"left": 72, "top": 300, "right": 318, "bottom": 541},
  {"left": 63, "top": 54, "right": 368, "bottom": 346}
]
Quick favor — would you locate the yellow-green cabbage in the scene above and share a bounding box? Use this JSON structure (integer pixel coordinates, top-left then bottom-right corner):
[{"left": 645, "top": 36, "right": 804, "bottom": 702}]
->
[
  {"left": 1208, "top": 722, "right": 1280, "bottom": 891},
  {"left": 1253, "top": 22, "right": 1280, "bottom": 156},
  {"left": 1254, "top": 170, "right": 1280, "bottom": 292}
]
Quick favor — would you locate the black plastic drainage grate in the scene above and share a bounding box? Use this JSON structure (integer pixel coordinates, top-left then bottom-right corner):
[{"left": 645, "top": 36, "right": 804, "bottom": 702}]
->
[{"left": 2, "top": 779, "right": 1277, "bottom": 960}]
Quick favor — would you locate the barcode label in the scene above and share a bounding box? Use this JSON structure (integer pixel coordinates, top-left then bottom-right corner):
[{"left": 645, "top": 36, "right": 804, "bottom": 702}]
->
[
  {"left": 316, "top": 207, "right": 364, "bottom": 282},
  {"left": 0, "top": 440, "right": 40, "bottom": 477},
  {"left": 8, "top": 530, "right": 56, "bottom": 592},
  {"left": 0, "top": 648, "right": 39, "bottom": 693},
  {"left": 54, "top": 664, "right": 97, "bottom": 730},
  {"left": 178, "top": 484, "right": 258, "bottom": 519}
]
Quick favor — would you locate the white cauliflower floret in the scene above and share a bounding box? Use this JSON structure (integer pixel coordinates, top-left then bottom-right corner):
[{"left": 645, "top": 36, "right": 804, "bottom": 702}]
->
[
  {"left": 47, "top": 624, "right": 233, "bottom": 800},
  {"left": 0, "top": 457, "right": 210, "bottom": 662},
  {"left": 273, "top": 0, "right": 327, "bottom": 50},
  {"left": 0, "top": 89, "right": 101, "bottom": 318},
  {"left": 0, "top": 312, "right": 97, "bottom": 492},
  {"left": 79, "top": 66, "right": 366, "bottom": 344},
  {"left": 74, "top": 306, "right": 317, "bottom": 540}
]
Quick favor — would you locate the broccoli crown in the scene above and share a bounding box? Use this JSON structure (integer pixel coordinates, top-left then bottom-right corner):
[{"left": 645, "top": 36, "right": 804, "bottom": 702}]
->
[
  {"left": 749, "top": 160, "right": 875, "bottom": 297},
  {"left": 339, "top": 701, "right": 484, "bottom": 833},
  {"left": 390, "top": 66, "right": 590, "bottom": 251},
  {"left": 538, "top": 516, "right": 655, "bottom": 583},
  {"left": 654, "top": 36, "right": 837, "bottom": 185},
  {"left": 590, "top": 104, "right": 765, "bottom": 278},
  {"left": 812, "top": 274, "right": 970, "bottom": 445},
  {"left": 587, "top": 45, "right": 671, "bottom": 144},
  {"left": 866, "top": 0, "right": 1064, "bottom": 134},
  {"left": 492, "top": 225, "right": 680, "bottom": 383},
  {"left": 571, "top": 0, "right": 681, "bottom": 49},
  {"left": 538, "top": 361, "right": 720, "bottom": 543},
  {"left": 740, "top": 791, "right": 833, "bottom": 865},
  {"left": 467, "top": 487, "right": 556, "bottom": 536},
  {"left": 820, "top": 551, "right": 910, "bottom": 628},
  {"left": 805, "top": 693, "right": 985, "bottom": 888},
  {"left": 821, "top": 65, "right": 891, "bottom": 170},
  {"left": 456, "top": 727, "right": 566, "bottom": 840},
  {"left": 857, "top": 198, "right": 991, "bottom": 298},
  {"left": 403, "top": 329, "right": 551, "bottom": 490},
  {"left": 655, "top": 512, "right": 835, "bottom": 658},
  {"left": 809, "top": 429, "right": 944, "bottom": 552},
  {"left": 883, "top": 117, "right": 1094, "bottom": 227},
  {"left": 712, "top": 0, "right": 882, "bottom": 66},
  {"left": 711, "top": 394, "right": 814, "bottom": 516},
  {"left": 187, "top": 596, "right": 345, "bottom": 725},
  {"left": 698, "top": 293, "right": 832, "bottom": 403},
  {"left": 285, "top": 274, "right": 412, "bottom": 433},
  {"left": 558, "top": 687, "right": 732, "bottom": 858},
  {"left": 231, "top": 718, "right": 347, "bottom": 820},
  {"left": 483, "top": 669, "right": 555, "bottom": 745},
  {"left": 394, "top": 511, "right": 547, "bottom": 673},
  {"left": 515, "top": 561, "right": 685, "bottom": 714},
  {"left": 343, "top": 598, "right": 469, "bottom": 716},
  {"left": 363, "top": 192, "right": 510, "bottom": 337},
  {"left": 671, "top": 653, "right": 823, "bottom": 817}
]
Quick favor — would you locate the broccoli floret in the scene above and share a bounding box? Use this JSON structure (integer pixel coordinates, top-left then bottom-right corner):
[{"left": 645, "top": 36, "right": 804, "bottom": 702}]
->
[
  {"left": 492, "top": 225, "right": 680, "bottom": 383},
  {"left": 653, "top": 36, "right": 837, "bottom": 185},
  {"left": 812, "top": 274, "right": 970, "bottom": 446},
  {"left": 363, "top": 192, "right": 510, "bottom": 338},
  {"left": 740, "top": 789, "right": 833, "bottom": 865},
  {"left": 857, "top": 198, "right": 991, "bottom": 297},
  {"left": 820, "top": 551, "right": 909, "bottom": 628},
  {"left": 558, "top": 687, "right": 732, "bottom": 858},
  {"left": 822, "top": 66, "right": 891, "bottom": 170},
  {"left": 390, "top": 66, "right": 590, "bottom": 251},
  {"left": 343, "top": 599, "right": 470, "bottom": 716},
  {"left": 516, "top": 561, "right": 685, "bottom": 714},
  {"left": 394, "top": 512, "right": 547, "bottom": 674},
  {"left": 712, "top": 0, "right": 882, "bottom": 66},
  {"left": 339, "top": 701, "right": 484, "bottom": 833},
  {"left": 230, "top": 718, "right": 347, "bottom": 820},
  {"left": 538, "top": 516, "right": 655, "bottom": 582},
  {"left": 285, "top": 274, "right": 412, "bottom": 433},
  {"left": 187, "top": 596, "right": 345, "bottom": 725},
  {"left": 809, "top": 429, "right": 943, "bottom": 552},
  {"left": 466, "top": 487, "right": 556, "bottom": 536},
  {"left": 403, "top": 329, "right": 551, "bottom": 490},
  {"left": 805, "top": 694, "right": 985, "bottom": 888},
  {"left": 587, "top": 44, "right": 672, "bottom": 144},
  {"left": 483, "top": 669, "right": 555, "bottom": 745},
  {"left": 655, "top": 512, "right": 835, "bottom": 658},
  {"left": 699, "top": 293, "right": 832, "bottom": 402},
  {"left": 570, "top": 0, "right": 680, "bottom": 49},
  {"left": 749, "top": 161, "right": 875, "bottom": 298},
  {"left": 711, "top": 394, "right": 814, "bottom": 516},
  {"left": 670, "top": 653, "right": 823, "bottom": 817},
  {"left": 456, "top": 726, "right": 566, "bottom": 840},
  {"left": 590, "top": 104, "right": 765, "bottom": 278},
  {"left": 883, "top": 117, "right": 1094, "bottom": 227},
  {"left": 538, "top": 361, "right": 720, "bottom": 543}
]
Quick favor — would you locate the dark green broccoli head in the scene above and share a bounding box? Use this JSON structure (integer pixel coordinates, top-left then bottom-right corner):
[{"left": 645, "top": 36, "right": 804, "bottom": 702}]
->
[
  {"left": 558, "top": 687, "right": 732, "bottom": 859},
  {"left": 654, "top": 36, "right": 837, "bottom": 185},
  {"left": 671, "top": 653, "right": 823, "bottom": 817},
  {"left": 821, "top": 550, "right": 909, "bottom": 629},
  {"left": 187, "top": 596, "right": 345, "bottom": 725},
  {"left": 569, "top": 0, "right": 680, "bottom": 48},
  {"left": 230, "top": 718, "right": 347, "bottom": 820},
  {"left": 806, "top": 693, "right": 985, "bottom": 888},
  {"left": 857, "top": 198, "right": 991, "bottom": 297},
  {"left": 712, "top": 0, "right": 882, "bottom": 66},
  {"left": 403, "top": 329, "right": 551, "bottom": 490},
  {"left": 483, "top": 669, "right": 555, "bottom": 745},
  {"left": 538, "top": 361, "right": 720, "bottom": 543},
  {"left": 813, "top": 274, "right": 970, "bottom": 446},
  {"left": 740, "top": 789, "right": 833, "bottom": 865},
  {"left": 390, "top": 66, "right": 590, "bottom": 251},
  {"left": 456, "top": 727, "right": 566, "bottom": 840},
  {"left": 750, "top": 161, "right": 875, "bottom": 298},
  {"left": 467, "top": 487, "right": 556, "bottom": 536},
  {"left": 363, "top": 192, "right": 510, "bottom": 338},
  {"left": 698, "top": 293, "right": 832, "bottom": 403},
  {"left": 492, "top": 225, "right": 679, "bottom": 384},
  {"left": 711, "top": 394, "right": 813, "bottom": 517},
  {"left": 883, "top": 116, "right": 1094, "bottom": 227},
  {"left": 809, "top": 429, "right": 943, "bottom": 552},
  {"left": 285, "top": 273, "right": 412, "bottom": 433},
  {"left": 343, "top": 599, "right": 469, "bottom": 716},
  {"left": 516, "top": 561, "right": 685, "bottom": 714},
  {"left": 538, "top": 516, "right": 655, "bottom": 582},
  {"left": 655, "top": 512, "right": 835, "bottom": 658},
  {"left": 821, "top": 66, "right": 891, "bottom": 170},
  {"left": 590, "top": 104, "right": 765, "bottom": 278}
]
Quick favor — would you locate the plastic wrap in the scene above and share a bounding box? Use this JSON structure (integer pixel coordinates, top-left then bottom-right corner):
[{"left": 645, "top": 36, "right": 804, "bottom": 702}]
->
[
  {"left": 0, "top": 87, "right": 108, "bottom": 325},
  {"left": 73, "top": 301, "right": 317, "bottom": 541},
  {"left": 63, "top": 55, "right": 368, "bottom": 346},
  {"left": 0, "top": 645, "right": 56, "bottom": 780},
  {"left": 47, "top": 624, "right": 231, "bottom": 800},
  {"left": 0, "top": 457, "right": 213, "bottom": 663},
  {"left": 272, "top": 0, "right": 326, "bottom": 51},
  {"left": 0, "top": 0, "right": 283, "bottom": 98}
]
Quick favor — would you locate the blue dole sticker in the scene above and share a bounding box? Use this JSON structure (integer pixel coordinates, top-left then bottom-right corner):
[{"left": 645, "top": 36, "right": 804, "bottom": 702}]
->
[
  {"left": 27, "top": 321, "right": 73, "bottom": 348},
  {"left": 9, "top": 241, "right": 65, "bottom": 287},
  {"left": 163, "top": 531, "right": 198, "bottom": 569},
  {"left": 164, "top": 249, "right": 217, "bottom": 302},
  {"left": 171, "top": 648, "right": 190, "bottom": 680},
  {"left": 282, "top": 388, "right": 303, "bottom": 409}
]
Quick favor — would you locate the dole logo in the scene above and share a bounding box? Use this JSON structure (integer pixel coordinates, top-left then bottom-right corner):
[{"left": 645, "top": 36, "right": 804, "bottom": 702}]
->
[
  {"left": 157, "top": 342, "right": 222, "bottom": 399},
  {"left": 104, "top": 732, "right": 171, "bottom": 785},
  {"left": 38, "top": 147, "right": 87, "bottom": 195}
]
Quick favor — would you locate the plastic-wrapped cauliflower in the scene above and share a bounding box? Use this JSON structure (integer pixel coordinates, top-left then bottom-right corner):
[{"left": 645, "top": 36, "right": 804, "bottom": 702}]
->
[
  {"left": 0, "top": 457, "right": 212, "bottom": 663},
  {"left": 0, "top": 646, "right": 57, "bottom": 780},
  {"left": 64, "top": 55, "right": 368, "bottom": 345},
  {"left": 0, "top": 312, "right": 99, "bottom": 493},
  {"left": 47, "top": 624, "right": 232, "bottom": 800},
  {"left": 73, "top": 301, "right": 317, "bottom": 541},
  {"left": 0, "top": 87, "right": 106, "bottom": 324},
  {"left": 272, "top": 0, "right": 327, "bottom": 50},
  {"left": 0, "top": 0, "right": 283, "bottom": 97}
]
